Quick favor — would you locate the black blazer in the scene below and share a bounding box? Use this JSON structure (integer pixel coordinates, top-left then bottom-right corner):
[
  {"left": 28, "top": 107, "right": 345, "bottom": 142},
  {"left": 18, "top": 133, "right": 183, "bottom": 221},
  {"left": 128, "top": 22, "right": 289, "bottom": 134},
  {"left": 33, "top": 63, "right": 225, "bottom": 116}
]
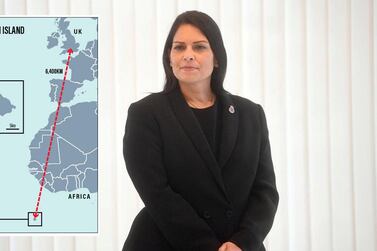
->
[{"left": 123, "top": 87, "right": 279, "bottom": 251}]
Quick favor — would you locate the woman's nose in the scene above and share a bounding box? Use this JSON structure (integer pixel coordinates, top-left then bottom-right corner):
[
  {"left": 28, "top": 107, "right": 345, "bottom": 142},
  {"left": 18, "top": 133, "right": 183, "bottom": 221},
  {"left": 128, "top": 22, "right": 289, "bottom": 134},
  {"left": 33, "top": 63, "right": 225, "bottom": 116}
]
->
[
  {"left": 183, "top": 55, "right": 194, "bottom": 61},
  {"left": 183, "top": 46, "right": 195, "bottom": 61}
]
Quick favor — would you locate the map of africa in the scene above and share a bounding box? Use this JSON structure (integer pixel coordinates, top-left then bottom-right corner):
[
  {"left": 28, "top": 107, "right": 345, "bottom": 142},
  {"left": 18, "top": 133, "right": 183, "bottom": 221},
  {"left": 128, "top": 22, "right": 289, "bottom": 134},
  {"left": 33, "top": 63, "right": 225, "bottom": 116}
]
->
[{"left": 0, "top": 17, "right": 97, "bottom": 233}]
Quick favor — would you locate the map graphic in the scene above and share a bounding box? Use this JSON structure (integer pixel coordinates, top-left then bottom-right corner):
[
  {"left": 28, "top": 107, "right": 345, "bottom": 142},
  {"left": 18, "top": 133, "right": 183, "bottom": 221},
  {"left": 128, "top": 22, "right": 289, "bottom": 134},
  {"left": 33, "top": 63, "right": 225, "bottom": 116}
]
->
[{"left": 0, "top": 17, "right": 97, "bottom": 233}]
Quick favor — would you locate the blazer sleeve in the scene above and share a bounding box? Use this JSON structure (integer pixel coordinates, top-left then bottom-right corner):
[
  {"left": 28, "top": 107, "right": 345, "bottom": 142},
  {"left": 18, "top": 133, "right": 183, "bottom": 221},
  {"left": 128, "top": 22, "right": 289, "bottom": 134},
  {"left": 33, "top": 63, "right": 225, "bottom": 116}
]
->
[
  {"left": 229, "top": 104, "right": 279, "bottom": 251},
  {"left": 123, "top": 102, "right": 221, "bottom": 251}
]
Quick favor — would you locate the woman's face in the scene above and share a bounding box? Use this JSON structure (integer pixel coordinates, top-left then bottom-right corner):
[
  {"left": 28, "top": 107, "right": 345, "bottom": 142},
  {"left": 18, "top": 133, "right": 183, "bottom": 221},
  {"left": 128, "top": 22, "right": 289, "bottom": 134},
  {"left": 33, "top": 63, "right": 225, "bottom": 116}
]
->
[{"left": 170, "top": 24, "right": 217, "bottom": 87}]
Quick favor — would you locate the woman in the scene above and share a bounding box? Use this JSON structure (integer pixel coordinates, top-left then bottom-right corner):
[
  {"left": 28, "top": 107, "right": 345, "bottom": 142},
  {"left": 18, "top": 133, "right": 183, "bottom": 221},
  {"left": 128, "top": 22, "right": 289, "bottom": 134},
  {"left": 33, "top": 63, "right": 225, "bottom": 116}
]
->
[{"left": 123, "top": 10, "right": 279, "bottom": 251}]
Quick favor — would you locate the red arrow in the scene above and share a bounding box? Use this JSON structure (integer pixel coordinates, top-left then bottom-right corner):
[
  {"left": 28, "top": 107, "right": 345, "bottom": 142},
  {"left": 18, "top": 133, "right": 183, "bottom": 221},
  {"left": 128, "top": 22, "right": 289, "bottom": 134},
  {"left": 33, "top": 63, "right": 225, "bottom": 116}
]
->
[{"left": 33, "top": 48, "right": 73, "bottom": 219}]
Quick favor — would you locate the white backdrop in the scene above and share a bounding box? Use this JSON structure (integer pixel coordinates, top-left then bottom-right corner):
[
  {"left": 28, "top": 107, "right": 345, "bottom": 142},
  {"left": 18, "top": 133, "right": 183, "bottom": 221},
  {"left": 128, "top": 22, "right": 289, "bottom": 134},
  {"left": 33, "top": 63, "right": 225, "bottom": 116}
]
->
[{"left": 0, "top": 0, "right": 376, "bottom": 251}]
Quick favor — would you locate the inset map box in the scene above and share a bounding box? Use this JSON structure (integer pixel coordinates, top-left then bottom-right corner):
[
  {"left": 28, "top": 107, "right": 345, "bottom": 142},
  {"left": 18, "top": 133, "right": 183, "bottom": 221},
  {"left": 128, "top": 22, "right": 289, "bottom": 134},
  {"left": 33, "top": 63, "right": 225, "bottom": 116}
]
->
[
  {"left": 0, "top": 80, "right": 24, "bottom": 134},
  {"left": 28, "top": 212, "right": 42, "bottom": 227}
]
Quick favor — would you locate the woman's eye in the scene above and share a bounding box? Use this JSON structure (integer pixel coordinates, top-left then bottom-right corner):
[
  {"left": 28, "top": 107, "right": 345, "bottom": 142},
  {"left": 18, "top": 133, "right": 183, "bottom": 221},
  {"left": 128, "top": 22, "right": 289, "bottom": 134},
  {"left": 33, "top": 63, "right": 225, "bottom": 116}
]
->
[
  {"left": 173, "top": 45, "right": 185, "bottom": 50},
  {"left": 194, "top": 45, "right": 207, "bottom": 50}
]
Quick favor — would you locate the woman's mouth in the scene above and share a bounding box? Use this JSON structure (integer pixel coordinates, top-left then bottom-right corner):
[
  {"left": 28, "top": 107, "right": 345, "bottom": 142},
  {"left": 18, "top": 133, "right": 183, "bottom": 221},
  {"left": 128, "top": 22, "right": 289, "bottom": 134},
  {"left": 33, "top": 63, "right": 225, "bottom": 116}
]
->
[{"left": 180, "top": 66, "right": 198, "bottom": 71}]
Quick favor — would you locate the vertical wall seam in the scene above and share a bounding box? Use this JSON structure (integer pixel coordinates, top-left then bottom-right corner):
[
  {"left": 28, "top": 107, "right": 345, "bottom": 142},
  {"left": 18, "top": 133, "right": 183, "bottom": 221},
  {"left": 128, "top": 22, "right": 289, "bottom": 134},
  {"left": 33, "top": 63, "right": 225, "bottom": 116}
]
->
[
  {"left": 260, "top": 0, "right": 265, "bottom": 107},
  {"left": 239, "top": 0, "right": 243, "bottom": 97},
  {"left": 7, "top": 237, "right": 9, "bottom": 251},
  {"left": 130, "top": 0, "right": 136, "bottom": 99},
  {"left": 133, "top": 0, "right": 143, "bottom": 208},
  {"left": 347, "top": 0, "right": 357, "bottom": 249},
  {"left": 133, "top": 0, "right": 139, "bottom": 102},
  {"left": 67, "top": 0, "right": 71, "bottom": 15},
  {"left": 110, "top": 0, "right": 119, "bottom": 247},
  {"left": 369, "top": 0, "right": 377, "bottom": 250},
  {"left": 9, "top": 237, "right": 12, "bottom": 251},
  {"left": 281, "top": 0, "right": 289, "bottom": 249},
  {"left": 240, "top": 0, "right": 244, "bottom": 96},
  {"left": 46, "top": 0, "right": 49, "bottom": 15},
  {"left": 217, "top": 0, "right": 220, "bottom": 27},
  {"left": 89, "top": 0, "right": 93, "bottom": 17},
  {"left": 111, "top": 0, "right": 121, "bottom": 249},
  {"left": 153, "top": 0, "right": 158, "bottom": 92},
  {"left": 283, "top": 0, "right": 294, "bottom": 250},
  {"left": 155, "top": 0, "right": 160, "bottom": 90},
  {"left": 259, "top": 1, "right": 267, "bottom": 248},
  {"left": 325, "top": 0, "right": 334, "bottom": 250},
  {"left": 173, "top": 0, "right": 177, "bottom": 15},
  {"left": 73, "top": 237, "right": 76, "bottom": 251},
  {"left": 303, "top": 0, "right": 312, "bottom": 250},
  {"left": 30, "top": 237, "right": 34, "bottom": 251}
]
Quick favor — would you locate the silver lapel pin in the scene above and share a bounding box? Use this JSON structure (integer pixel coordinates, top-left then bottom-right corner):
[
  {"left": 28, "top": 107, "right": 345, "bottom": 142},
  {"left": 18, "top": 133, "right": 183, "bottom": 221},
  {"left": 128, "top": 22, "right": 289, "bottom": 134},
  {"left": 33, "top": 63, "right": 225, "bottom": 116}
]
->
[{"left": 228, "top": 105, "right": 235, "bottom": 114}]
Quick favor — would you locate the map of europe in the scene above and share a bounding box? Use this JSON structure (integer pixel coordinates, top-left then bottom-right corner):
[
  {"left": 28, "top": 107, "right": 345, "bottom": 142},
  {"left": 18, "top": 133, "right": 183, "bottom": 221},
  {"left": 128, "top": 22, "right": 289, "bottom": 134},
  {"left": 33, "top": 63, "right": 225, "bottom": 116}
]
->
[{"left": 28, "top": 18, "right": 98, "bottom": 194}]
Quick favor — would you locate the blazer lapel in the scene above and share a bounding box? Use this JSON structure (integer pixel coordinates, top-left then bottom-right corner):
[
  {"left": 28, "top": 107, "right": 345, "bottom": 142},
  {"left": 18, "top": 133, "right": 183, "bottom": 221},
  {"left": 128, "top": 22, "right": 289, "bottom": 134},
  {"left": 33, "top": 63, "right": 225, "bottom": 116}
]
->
[
  {"left": 217, "top": 92, "right": 239, "bottom": 169},
  {"left": 168, "top": 88, "right": 229, "bottom": 200}
]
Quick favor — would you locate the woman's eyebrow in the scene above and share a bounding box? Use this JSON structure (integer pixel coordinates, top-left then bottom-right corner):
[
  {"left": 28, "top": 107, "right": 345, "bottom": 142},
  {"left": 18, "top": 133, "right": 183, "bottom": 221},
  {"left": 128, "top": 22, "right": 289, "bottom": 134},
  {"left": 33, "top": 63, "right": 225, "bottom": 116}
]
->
[
  {"left": 172, "top": 40, "right": 209, "bottom": 44},
  {"left": 193, "top": 40, "right": 209, "bottom": 44}
]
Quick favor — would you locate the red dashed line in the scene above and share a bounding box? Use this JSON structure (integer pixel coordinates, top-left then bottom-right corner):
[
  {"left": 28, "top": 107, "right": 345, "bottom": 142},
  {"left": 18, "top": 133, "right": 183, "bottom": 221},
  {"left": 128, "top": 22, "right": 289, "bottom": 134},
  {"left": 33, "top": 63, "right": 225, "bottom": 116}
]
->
[{"left": 33, "top": 48, "right": 73, "bottom": 219}]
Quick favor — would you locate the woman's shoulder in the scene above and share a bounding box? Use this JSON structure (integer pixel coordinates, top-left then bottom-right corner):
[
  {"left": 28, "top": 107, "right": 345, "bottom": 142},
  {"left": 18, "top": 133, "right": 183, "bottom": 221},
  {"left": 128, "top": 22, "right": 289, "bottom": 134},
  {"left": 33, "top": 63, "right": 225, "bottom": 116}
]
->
[
  {"left": 224, "top": 92, "right": 261, "bottom": 112},
  {"left": 127, "top": 92, "right": 168, "bottom": 117},
  {"left": 132, "top": 92, "right": 167, "bottom": 106},
  {"left": 224, "top": 92, "right": 268, "bottom": 131}
]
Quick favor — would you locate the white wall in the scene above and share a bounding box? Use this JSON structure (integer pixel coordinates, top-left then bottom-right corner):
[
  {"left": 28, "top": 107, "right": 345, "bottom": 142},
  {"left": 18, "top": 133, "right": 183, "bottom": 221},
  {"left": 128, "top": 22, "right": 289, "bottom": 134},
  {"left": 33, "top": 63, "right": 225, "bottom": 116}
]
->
[{"left": 0, "top": 0, "right": 376, "bottom": 250}]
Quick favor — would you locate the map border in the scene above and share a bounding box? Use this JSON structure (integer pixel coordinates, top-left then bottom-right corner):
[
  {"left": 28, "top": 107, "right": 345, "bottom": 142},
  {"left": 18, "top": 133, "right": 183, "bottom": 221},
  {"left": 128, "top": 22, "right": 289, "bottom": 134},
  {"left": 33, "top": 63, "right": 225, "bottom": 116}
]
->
[{"left": 0, "top": 17, "right": 99, "bottom": 234}]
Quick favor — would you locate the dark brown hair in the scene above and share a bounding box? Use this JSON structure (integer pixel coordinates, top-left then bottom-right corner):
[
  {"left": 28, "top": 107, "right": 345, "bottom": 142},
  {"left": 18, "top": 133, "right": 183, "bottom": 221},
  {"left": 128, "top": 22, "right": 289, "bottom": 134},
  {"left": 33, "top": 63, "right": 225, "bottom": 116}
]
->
[{"left": 162, "top": 10, "right": 227, "bottom": 95}]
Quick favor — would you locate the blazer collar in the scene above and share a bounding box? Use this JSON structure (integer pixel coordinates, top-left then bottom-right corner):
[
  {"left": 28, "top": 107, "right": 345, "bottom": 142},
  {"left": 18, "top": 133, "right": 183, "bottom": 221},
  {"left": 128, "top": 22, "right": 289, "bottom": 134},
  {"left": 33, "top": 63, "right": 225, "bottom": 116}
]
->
[
  {"left": 217, "top": 91, "right": 239, "bottom": 169},
  {"left": 167, "top": 87, "right": 238, "bottom": 201}
]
